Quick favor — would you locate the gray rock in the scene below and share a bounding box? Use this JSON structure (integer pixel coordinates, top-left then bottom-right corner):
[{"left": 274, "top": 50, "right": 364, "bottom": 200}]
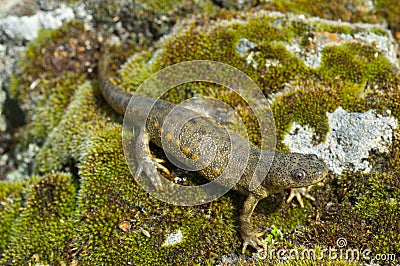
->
[
  {"left": 236, "top": 38, "right": 257, "bottom": 57},
  {"left": 74, "top": 3, "right": 91, "bottom": 21},
  {"left": 162, "top": 230, "right": 183, "bottom": 246},
  {"left": 5, "top": 143, "right": 40, "bottom": 180},
  {"left": 0, "top": 2, "right": 92, "bottom": 181},
  {"left": 284, "top": 107, "right": 398, "bottom": 174},
  {"left": 283, "top": 16, "right": 397, "bottom": 69},
  {"left": 217, "top": 253, "right": 240, "bottom": 265},
  {"left": 38, "top": 5, "right": 75, "bottom": 29},
  {"left": 213, "top": 0, "right": 258, "bottom": 10},
  {"left": 0, "top": 43, "right": 26, "bottom": 89},
  {"left": 0, "top": 4, "right": 75, "bottom": 42},
  {"left": 0, "top": 87, "right": 6, "bottom": 132},
  {"left": 36, "top": 0, "right": 60, "bottom": 11},
  {"left": 1, "top": 15, "right": 41, "bottom": 42}
]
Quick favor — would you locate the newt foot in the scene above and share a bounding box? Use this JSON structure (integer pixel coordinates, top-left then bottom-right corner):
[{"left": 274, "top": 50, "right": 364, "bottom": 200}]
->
[
  {"left": 135, "top": 157, "right": 170, "bottom": 190},
  {"left": 241, "top": 232, "right": 265, "bottom": 254},
  {"left": 286, "top": 187, "right": 315, "bottom": 208}
]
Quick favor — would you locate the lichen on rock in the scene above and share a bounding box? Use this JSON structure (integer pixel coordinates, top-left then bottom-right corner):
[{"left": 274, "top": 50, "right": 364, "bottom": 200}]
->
[{"left": 284, "top": 107, "right": 398, "bottom": 174}]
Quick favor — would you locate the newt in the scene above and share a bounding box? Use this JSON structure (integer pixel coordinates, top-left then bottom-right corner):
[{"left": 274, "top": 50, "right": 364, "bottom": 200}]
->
[{"left": 98, "top": 45, "right": 329, "bottom": 253}]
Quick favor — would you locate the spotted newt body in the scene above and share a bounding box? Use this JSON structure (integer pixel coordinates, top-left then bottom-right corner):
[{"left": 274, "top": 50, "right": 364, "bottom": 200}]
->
[{"left": 98, "top": 47, "right": 329, "bottom": 253}]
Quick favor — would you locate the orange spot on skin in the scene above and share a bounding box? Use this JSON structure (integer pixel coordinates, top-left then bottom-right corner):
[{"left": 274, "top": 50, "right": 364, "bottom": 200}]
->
[
  {"left": 182, "top": 147, "right": 190, "bottom": 155},
  {"left": 213, "top": 169, "right": 221, "bottom": 175},
  {"left": 166, "top": 134, "right": 173, "bottom": 140}
]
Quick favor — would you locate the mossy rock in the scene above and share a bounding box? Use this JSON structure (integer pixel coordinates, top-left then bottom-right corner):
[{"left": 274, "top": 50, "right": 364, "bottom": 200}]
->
[
  {"left": 84, "top": 0, "right": 218, "bottom": 43},
  {"left": 0, "top": 172, "right": 76, "bottom": 265},
  {"left": 2, "top": 5, "right": 400, "bottom": 266}
]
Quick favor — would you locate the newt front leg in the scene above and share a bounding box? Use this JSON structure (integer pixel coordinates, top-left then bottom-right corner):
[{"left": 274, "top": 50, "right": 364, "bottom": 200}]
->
[
  {"left": 134, "top": 126, "right": 170, "bottom": 190},
  {"left": 240, "top": 193, "right": 266, "bottom": 254}
]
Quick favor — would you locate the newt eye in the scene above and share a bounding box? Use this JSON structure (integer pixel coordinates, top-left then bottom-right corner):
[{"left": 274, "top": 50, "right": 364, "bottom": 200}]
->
[{"left": 292, "top": 169, "right": 306, "bottom": 180}]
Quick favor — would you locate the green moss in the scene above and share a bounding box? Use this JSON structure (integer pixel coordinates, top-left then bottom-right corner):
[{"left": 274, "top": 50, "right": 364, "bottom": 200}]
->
[
  {"left": 96, "top": 12, "right": 400, "bottom": 263},
  {"left": 309, "top": 170, "right": 400, "bottom": 257},
  {"left": 4, "top": 4, "right": 400, "bottom": 265},
  {"left": 21, "top": 77, "right": 239, "bottom": 264},
  {"left": 311, "top": 22, "right": 355, "bottom": 35},
  {"left": 33, "top": 81, "right": 113, "bottom": 174},
  {"left": 251, "top": 42, "right": 309, "bottom": 94},
  {"left": 136, "top": 0, "right": 186, "bottom": 13},
  {"left": 375, "top": 0, "right": 400, "bottom": 34},
  {"left": 120, "top": 12, "right": 398, "bottom": 153},
  {"left": 0, "top": 181, "right": 25, "bottom": 252},
  {"left": 121, "top": 14, "right": 314, "bottom": 148},
  {"left": 119, "top": 50, "right": 154, "bottom": 92},
  {"left": 264, "top": 0, "right": 380, "bottom": 24},
  {"left": 268, "top": 81, "right": 399, "bottom": 257},
  {"left": 272, "top": 87, "right": 334, "bottom": 150},
  {"left": 9, "top": 20, "right": 99, "bottom": 151},
  {"left": 117, "top": 13, "right": 399, "bottom": 261},
  {"left": 86, "top": 0, "right": 218, "bottom": 43},
  {"left": 17, "top": 74, "right": 86, "bottom": 146},
  {"left": 0, "top": 179, "right": 41, "bottom": 252},
  {"left": 71, "top": 123, "right": 239, "bottom": 264},
  {"left": 155, "top": 25, "right": 240, "bottom": 67},
  {"left": 5, "top": 19, "right": 105, "bottom": 173},
  {"left": 271, "top": 78, "right": 399, "bottom": 151},
  {"left": 318, "top": 42, "right": 397, "bottom": 85},
  {"left": 0, "top": 172, "right": 77, "bottom": 265},
  {"left": 13, "top": 20, "right": 96, "bottom": 98}
]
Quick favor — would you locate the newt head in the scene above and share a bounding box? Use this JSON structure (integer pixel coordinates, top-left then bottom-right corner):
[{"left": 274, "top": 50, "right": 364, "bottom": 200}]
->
[{"left": 265, "top": 152, "right": 329, "bottom": 189}]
